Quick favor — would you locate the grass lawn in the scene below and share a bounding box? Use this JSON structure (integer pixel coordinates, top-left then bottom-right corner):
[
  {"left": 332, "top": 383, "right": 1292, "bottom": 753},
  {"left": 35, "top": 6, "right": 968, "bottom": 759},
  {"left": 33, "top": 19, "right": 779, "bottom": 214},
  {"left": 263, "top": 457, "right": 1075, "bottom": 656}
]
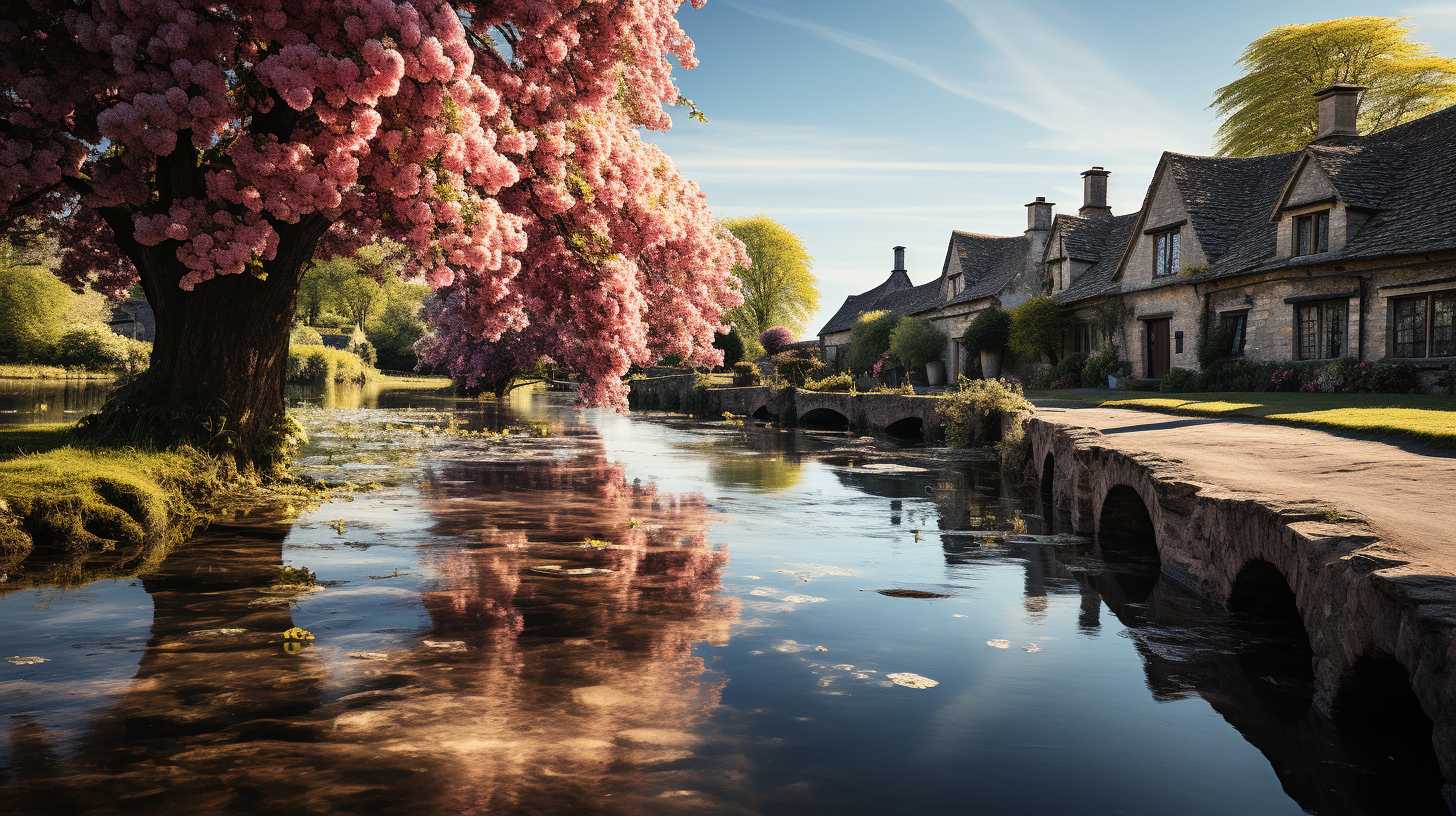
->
[{"left": 1026, "top": 388, "right": 1456, "bottom": 447}]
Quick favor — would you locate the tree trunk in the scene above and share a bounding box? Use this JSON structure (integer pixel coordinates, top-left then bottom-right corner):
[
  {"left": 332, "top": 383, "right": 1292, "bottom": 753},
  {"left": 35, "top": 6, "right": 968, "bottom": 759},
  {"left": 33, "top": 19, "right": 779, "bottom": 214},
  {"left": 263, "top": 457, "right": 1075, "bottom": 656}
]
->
[{"left": 83, "top": 213, "right": 330, "bottom": 476}]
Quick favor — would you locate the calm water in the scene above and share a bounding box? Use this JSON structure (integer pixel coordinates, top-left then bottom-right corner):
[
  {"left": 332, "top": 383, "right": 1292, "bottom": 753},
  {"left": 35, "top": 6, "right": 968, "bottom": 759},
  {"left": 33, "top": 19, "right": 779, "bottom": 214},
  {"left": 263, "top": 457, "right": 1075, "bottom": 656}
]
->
[{"left": 0, "top": 385, "right": 1444, "bottom": 814}]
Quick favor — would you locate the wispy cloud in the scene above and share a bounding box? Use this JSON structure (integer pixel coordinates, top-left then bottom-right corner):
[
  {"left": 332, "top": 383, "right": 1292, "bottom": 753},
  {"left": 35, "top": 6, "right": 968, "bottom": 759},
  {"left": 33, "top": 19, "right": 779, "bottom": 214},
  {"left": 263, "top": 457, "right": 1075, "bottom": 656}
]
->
[
  {"left": 1403, "top": 4, "right": 1456, "bottom": 34},
  {"left": 722, "top": 0, "right": 1212, "bottom": 157}
]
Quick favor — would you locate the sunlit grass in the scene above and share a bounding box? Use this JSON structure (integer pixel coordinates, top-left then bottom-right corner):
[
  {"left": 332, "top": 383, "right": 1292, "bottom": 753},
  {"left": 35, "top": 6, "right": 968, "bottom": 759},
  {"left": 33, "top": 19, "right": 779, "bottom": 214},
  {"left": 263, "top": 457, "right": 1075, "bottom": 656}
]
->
[
  {"left": 0, "top": 363, "right": 115, "bottom": 380},
  {"left": 1027, "top": 389, "right": 1456, "bottom": 446}
]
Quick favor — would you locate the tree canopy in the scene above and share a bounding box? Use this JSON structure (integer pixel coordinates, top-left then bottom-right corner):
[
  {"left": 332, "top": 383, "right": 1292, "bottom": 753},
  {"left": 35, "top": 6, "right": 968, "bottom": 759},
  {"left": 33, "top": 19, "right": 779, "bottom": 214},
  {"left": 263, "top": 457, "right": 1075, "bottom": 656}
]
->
[
  {"left": 845, "top": 310, "right": 897, "bottom": 374},
  {"left": 888, "top": 317, "right": 946, "bottom": 371},
  {"left": 1213, "top": 17, "right": 1456, "bottom": 157},
  {"left": 1008, "top": 297, "right": 1068, "bottom": 365},
  {"left": 721, "top": 216, "right": 818, "bottom": 338},
  {"left": 0, "top": 0, "right": 741, "bottom": 466}
]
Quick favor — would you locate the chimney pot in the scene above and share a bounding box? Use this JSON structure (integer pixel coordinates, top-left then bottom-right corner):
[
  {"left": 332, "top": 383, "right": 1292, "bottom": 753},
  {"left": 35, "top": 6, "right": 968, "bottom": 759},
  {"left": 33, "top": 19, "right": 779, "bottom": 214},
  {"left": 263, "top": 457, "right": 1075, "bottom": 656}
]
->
[
  {"left": 1080, "top": 166, "right": 1111, "bottom": 220},
  {"left": 892, "top": 245, "right": 906, "bottom": 272},
  {"left": 1313, "top": 84, "right": 1365, "bottom": 141}
]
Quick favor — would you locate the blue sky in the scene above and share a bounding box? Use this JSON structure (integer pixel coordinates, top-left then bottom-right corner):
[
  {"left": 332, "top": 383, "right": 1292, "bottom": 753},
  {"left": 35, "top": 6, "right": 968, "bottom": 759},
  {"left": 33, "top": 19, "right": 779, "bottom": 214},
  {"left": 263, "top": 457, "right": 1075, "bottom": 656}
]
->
[{"left": 647, "top": 1, "right": 1456, "bottom": 337}]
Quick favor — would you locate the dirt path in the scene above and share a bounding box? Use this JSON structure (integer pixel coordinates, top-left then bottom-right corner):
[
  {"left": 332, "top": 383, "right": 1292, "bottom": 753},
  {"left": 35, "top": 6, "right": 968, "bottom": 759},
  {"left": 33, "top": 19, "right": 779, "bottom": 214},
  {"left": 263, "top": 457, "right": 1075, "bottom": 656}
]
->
[{"left": 1031, "top": 402, "right": 1456, "bottom": 572}]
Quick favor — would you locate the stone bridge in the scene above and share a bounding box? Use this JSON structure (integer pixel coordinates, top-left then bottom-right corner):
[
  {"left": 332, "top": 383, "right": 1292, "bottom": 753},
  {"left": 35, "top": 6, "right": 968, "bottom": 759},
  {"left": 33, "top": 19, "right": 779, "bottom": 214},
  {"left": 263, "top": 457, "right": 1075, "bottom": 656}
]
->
[
  {"left": 1025, "top": 416, "right": 1456, "bottom": 787},
  {"left": 627, "top": 378, "right": 944, "bottom": 440}
]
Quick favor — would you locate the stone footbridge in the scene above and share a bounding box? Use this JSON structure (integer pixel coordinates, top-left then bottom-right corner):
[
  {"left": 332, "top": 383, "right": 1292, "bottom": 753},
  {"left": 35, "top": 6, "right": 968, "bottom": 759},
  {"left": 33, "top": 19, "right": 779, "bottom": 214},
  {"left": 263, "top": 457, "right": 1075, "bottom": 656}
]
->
[{"left": 1026, "top": 412, "right": 1456, "bottom": 790}]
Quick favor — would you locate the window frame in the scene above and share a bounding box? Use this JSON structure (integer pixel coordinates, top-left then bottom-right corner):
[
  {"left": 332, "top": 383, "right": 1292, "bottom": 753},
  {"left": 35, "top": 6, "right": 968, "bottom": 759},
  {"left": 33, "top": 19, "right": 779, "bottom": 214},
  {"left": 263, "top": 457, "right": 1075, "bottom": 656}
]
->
[
  {"left": 1292, "top": 209, "right": 1331, "bottom": 257},
  {"left": 1152, "top": 228, "right": 1181, "bottom": 278},
  {"left": 1218, "top": 310, "right": 1248, "bottom": 357},
  {"left": 1390, "top": 288, "right": 1456, "bottom": 359},
  {"left": 1294, "top": 298, "right": 1348, "bottom": 361}
]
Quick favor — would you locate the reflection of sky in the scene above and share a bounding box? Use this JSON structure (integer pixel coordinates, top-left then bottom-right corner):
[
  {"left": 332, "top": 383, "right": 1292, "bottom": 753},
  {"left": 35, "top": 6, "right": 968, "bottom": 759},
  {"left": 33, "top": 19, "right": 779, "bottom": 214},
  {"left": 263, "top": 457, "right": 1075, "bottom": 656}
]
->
[{"left": 0, "top": 391, "right": 1394, "bottom": 814}]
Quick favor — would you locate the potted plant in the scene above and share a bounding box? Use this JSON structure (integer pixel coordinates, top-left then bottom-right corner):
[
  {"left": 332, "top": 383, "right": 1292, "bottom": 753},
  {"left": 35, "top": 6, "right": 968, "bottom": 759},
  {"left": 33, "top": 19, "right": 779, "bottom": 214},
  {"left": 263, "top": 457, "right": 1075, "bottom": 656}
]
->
[{"left": 962, "top": 308, "right": 1011, "bottom": 379}]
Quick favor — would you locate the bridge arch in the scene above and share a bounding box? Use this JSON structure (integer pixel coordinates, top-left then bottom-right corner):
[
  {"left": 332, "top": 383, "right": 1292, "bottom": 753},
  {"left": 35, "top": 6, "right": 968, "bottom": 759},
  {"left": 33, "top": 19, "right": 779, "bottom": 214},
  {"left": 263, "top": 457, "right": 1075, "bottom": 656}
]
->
[
  {"left": 1332, "top": 652, "right": 1444, "bottom": 809},
  {"left": 799, "top": 407, "right": 850, "bottom": 431},
  {"left": 884, "top": 416, "right": 924, "bottom": 440},
  {"left": 751, "top": 404, "right": 776, "bottom": 422},
  {"left": 1095, "top": 484, "right": 1160, "bottom": 602},
  {"left": 1039, "top": 452, "right": 1056, "bottom": 515},
  {"left": 1228, "top": 559, "right": 1315, "bottom": 721}
]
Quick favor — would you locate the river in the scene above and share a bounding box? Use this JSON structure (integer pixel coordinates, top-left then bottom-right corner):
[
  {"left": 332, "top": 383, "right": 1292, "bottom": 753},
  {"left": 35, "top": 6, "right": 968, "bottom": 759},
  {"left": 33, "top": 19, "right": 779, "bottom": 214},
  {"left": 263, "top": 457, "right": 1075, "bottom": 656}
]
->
[{"left": 0, "top": 380, "right": 1444, "bottom": 815}]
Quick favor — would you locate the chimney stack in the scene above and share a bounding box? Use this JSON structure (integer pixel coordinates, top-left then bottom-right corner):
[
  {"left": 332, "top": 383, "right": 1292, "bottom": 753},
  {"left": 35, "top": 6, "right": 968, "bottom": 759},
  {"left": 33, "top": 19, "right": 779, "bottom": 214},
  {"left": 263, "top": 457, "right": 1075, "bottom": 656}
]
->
[
  {"left": 1025, "top": 197, "right": 1054, "bottom": 232},
  {"left": 1079, "top": 167, "right": 1111, "bottom": 220},
  {"left": 893, "top": 245, "right": 906, "bottom": 272},
  {"left": 1313, "top": 84, "right": 1365, "bottom": 141}
]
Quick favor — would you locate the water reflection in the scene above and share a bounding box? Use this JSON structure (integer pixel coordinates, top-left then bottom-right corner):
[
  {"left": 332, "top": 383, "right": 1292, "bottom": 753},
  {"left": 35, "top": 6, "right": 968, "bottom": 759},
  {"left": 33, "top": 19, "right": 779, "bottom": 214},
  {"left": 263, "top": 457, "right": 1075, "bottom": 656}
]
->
[
  {"left": 0, "top": 378, "right": 112, "bottom": 425},
  {"left": 1, "top": 414, "right": 740, "bottom": 814}
]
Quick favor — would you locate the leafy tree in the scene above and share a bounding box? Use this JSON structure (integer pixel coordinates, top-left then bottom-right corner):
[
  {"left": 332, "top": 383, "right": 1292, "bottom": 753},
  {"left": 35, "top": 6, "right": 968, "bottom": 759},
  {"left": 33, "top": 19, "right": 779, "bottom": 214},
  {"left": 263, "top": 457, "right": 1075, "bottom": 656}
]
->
[
  {"left": 366, "top": 284, "right": 430, "bottom": 371},
  {"left": 961, "top": 308, "right": 1011, "bottom": 355},
  {"left": 1009, "top": 297, "right": 1069, "bottom": 364},
  {"left": 713, "top": 327, "right": 746, "bottom": 369},
  {"left": 888, "top": 317, "right": 946, "bottom": 371},
  {"left": 846, "top": 310, "right": 898, "bottom": 374},
  {"left": 0, "top": 0, "right": 740, "bottom": 471},
  {"left": 721, "top": 216, "right": 819, "bottom": 337},
  {"left": 0, "top": 262, "right": 72, "bottom": 363},
  {"left": 759, "top": 326, "right": 794, "bottom": 356},
  {"left": 1213, "top": 17, "right": 1456, "bottom": 156}
]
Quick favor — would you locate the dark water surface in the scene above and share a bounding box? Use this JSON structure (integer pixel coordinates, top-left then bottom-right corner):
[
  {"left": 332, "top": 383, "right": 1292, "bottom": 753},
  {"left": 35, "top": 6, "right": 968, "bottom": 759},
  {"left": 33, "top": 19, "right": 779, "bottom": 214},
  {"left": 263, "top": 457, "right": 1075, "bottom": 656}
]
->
[{"left": 0, "top": 386, "right": 1443, "bottom": 814}]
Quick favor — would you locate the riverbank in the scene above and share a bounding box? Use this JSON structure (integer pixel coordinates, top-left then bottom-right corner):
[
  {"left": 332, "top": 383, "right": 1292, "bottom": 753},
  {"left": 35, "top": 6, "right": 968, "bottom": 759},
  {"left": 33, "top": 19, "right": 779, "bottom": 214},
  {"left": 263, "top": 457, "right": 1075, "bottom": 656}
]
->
[
  {"left": 0, "top": 364, "right": 116, "bottom": 380},
  {"left": 1029, "top": 388, "right": 1456, "bottom": 447}
]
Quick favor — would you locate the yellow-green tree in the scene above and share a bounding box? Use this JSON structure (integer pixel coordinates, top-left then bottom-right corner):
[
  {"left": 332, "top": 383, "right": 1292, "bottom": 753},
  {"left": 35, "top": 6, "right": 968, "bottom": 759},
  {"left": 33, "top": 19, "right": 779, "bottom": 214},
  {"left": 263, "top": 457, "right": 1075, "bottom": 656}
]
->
[
  {"left": 721, "top": 216, "right": 819, "bottom": 338},
  {"left": 1213, "top": 17, "right": 1456, "bottom": 157}
]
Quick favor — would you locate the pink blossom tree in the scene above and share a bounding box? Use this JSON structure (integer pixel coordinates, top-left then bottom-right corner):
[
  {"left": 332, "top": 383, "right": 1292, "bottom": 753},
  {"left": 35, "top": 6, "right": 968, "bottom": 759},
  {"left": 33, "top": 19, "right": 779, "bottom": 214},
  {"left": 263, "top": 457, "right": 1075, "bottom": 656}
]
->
[{"left": 0, "top": 0, "right": 741, "bottom": 472}]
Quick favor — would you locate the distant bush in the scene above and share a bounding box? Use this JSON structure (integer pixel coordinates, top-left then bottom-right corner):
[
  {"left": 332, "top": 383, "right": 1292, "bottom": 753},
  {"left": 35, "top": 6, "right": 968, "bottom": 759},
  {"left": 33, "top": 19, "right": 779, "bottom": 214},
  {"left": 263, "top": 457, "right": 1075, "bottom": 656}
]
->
[
  {"left": 801, "top": 372, "right": 854, "bottom": 392},
  {"left": 937, "top": 378, "right": 1034, "bottom": 448},
  {"left": 345, "top": 325, "right": 376, "bottom": 366},
  {"left": 888, "top": 316, "right": 946, "bottom": 371},
  {"left": 732, "top": 361, "right": 760, "bottom": 387},
  {"left": 846, "top": 310, "right": 897, "bottom": 373},
  {"left": 287, "top": 346, "right": 375, "bottom": 387},
  {"left": 1082, "top": 345, "right": 1130, "bottom": 387},
  {"left": 1042, "top": 352, "right": 1086, "bottom": 389},
  {"left": 51, "top": 325, "right": 129, "bottom": 371},
  {"left": 962, "top": 308, "right": 1011, "bottom": 355},
  {"left": 759, "top": 326, "right": 794, "bottom": 356},
  {"left": 1008, "top": 297, "right": 1070, "bottom": 363},
  {"left": 290, "top": 325, "right": 324, "bottom": 346},
  {"left": 714, "top": 327, "right": 746, "bottom": 368},
  {"left": 772, "top": 349, "right": 823, "bottom": 386},
  {"left": 0, "top": 264, "right": 73, "bottom": 363},
  {"left": 1159, "top": 367, "right": 1201, "bottom": 393}
]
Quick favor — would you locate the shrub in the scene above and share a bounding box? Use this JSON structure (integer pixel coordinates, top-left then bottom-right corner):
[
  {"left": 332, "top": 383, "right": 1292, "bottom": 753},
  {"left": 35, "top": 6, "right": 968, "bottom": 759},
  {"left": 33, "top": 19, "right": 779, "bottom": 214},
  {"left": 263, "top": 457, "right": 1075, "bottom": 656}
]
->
[
  {"left": 290, "top": 325, "right": 324, "bottom": 346},
  {"left": 0, "top": 264, "right": 72, "bottom": 363},
  {"left": 52, "top": 325, "right": 129, "bottom": 371},
  {"left": 1082, "top": 345, "right": 1129, "bottom": 387},
  {"left": 846, "top": 310, "right": 898, "bottom": 373},
  {"left": 938, "top": 378, "right": 1034, "bottom": 448},
  {"left": 346, "top": 325, "right": 376, "bottom": 366},
  {"left": 117, "top": 337, "right": 151, "bottom": 374},
  {"left": 1042, "top": 352, "right": 1086, "bottom": 389},
  {"left": 1159, "top": 367, "right": 1201, "bottom": 392},
  {"left": 287, "top": 346, "right": 374, "bottom": 387},
  {"left": 1197, "top": 323, "right": 1239, "bottom": 369},
  {"left": 801, "top": 372, "right": 854, "bottom": 392},
  {"left": 772, "top": 349, "right": 823, "bottom": 386},
  {"left": 889, "top": 316, "right": 947, "bottom": 371},
  {"left": 1347, "top": 361, "right": 1422, "bottom": 394},
  {"left": 962, "top": 308, "right": 1011, "bottom": 355},
  {"left": 732, "top": 361, "right": 760, "bottom": 387},
  {"left": 759, "top": 326, "right": 794, "bottom": 356},
  {"left": 1008, "top": 296, "right": 1070, "bottom": 363},
  {"left": 714, "top": 327, "right": 746, "bottom": 368}
]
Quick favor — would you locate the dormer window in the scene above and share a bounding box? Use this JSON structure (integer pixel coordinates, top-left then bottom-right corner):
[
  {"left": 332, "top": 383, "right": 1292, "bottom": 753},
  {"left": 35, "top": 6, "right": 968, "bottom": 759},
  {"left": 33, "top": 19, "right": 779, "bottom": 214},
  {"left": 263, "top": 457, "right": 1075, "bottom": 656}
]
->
[
  {"left": 950, "top": 275, "right": 963, "bottom": 296},
  {"left": 1153, "top": 228, "right": 1180, "bottom": 277},
  {"left": 1294, "top": 210, "right": 1330, "bottom": 256}
]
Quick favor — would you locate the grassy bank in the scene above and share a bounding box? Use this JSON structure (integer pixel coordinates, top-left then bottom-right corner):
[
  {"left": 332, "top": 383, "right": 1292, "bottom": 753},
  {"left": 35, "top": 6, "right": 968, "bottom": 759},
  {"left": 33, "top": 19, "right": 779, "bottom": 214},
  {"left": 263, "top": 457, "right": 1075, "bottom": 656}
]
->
[
  {"left": 0, "top": 363, "right": 117, "bottom": 380},
  {"left": 1027, "top": 388, "right": 1456, "bottom": 447},
  {"left": 0, "top": 423, "right": 221, "bottom": 585}
]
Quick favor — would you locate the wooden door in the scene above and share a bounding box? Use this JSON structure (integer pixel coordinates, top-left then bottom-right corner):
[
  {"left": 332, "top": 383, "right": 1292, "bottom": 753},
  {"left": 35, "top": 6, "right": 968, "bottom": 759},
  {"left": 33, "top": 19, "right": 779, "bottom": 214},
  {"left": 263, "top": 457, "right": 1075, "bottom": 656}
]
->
[{"left": 1146, "top": 319, "right": 1170, "bottom": 379}]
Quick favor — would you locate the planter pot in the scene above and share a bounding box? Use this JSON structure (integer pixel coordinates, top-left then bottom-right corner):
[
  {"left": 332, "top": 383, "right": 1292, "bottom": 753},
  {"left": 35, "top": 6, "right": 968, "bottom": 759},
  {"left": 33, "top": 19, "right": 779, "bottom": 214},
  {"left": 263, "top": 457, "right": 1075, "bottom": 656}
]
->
[
  {"left": 925, "top": 360, "right": 946, "bottom": 386},
  {"left": 980, "top": 351, "right": 1001, "bottom": 380},
  {"left": 1107, "top": 375, "right": 1120, "bottom": 389}
]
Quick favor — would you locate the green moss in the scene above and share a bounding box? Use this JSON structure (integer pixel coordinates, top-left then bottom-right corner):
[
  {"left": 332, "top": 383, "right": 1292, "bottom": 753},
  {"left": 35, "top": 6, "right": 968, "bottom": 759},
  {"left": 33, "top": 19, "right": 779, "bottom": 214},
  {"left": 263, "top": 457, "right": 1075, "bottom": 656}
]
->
[
  {"left": 0, "top": 423, "right": 75, "bottom": 458},
  {"left": 0, "top": 442, "right": 217, "bottom": 582}
]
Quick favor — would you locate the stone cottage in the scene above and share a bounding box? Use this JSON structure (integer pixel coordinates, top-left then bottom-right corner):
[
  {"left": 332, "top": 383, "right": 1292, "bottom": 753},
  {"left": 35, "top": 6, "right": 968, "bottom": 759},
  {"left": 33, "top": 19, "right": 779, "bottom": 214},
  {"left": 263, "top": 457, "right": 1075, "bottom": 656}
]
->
[{"left": 825, "top": 84, "right": 1456, "bottom": 385}]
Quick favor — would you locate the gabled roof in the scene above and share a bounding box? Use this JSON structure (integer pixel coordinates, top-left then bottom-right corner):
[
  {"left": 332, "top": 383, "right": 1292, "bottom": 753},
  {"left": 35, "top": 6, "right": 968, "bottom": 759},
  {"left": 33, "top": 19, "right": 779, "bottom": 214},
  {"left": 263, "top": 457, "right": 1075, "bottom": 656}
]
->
[
  {"left": 817, "top": 268, "right": 913, "bottom": 335},
  {"left": 1054, "top": 213, "right": 1139, "bottom": 304},
  {"left": 944, "top": 230, "right": 1028, "bottom": 304},
  {"left": 1335, "top": 104, "right": 1456, "bottom": 260},
  {"left": 1163, "top": 151, "right": 1301, "bottom": 262},
  {"left": 1048, "top": 214, "right": 1115, "bottom": 262}
]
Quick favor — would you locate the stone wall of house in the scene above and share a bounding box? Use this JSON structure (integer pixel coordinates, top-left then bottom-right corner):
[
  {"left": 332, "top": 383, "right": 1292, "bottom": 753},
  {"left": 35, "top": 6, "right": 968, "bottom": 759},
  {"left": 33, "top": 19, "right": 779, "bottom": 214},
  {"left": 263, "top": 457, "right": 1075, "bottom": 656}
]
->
[
  {"left": 1119, "top": 283, "right": 1202, "bottom": 378},
  {"left": 1124, "top": 176, "right": 1207, "bottom": 284}
]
